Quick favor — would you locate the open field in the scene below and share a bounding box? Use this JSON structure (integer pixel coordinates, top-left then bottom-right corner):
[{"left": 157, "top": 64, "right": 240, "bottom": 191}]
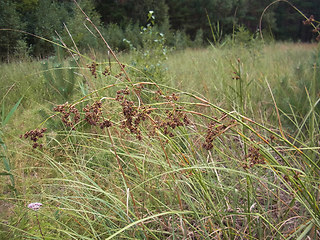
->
[{"left": 1, "top": 42, "right": 320, "bottom": 239}]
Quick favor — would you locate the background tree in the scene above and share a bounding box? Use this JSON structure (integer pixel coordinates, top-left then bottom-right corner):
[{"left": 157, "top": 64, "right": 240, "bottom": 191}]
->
[
  {"left": 1, "top": 0, "right": 319, "bottom": 61},
  {"left": 96, "top": 0, "right": 169, "bottom": 26},
  {"left": 0, "top": 0, "right": 26, "bottom": 61},
  {"left": 166, "top": 0, "right": 237, "bottom": 40},
  {"left": 19, "top": 0, "right": 101, "bottom": 57},
  {"left": 95, "top": 0, "right": 129, "bottom": 26},
  {"left": 273, "top": 0, "right": 320, "bottom": 41},
  {"left": 237, "top": 0, "right": 275, "bottom": 31},
  {"left": 60, "top": 0, "right": 103, "bottom": 52},
  {"left": 31, "top": 0, "right": 69, "bottom": 56}
]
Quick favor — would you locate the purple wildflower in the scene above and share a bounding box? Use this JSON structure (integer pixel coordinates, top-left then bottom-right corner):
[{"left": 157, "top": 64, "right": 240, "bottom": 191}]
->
[{"left": 28, "top": 202, "right": 43, "bottom": 211}]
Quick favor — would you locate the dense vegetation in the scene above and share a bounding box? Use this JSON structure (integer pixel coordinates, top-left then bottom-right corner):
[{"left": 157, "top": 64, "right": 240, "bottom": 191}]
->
[
  {"left": 1, "top": 0, "right": 320, "bottom": 61},
  {"left": 1, "top": 0, "right": 320, "bottom": 239}
]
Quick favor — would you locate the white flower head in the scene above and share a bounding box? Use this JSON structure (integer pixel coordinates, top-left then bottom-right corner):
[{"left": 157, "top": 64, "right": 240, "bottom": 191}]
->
[{"left": 28, "top": 202, "right": 42, "bottom": 211}]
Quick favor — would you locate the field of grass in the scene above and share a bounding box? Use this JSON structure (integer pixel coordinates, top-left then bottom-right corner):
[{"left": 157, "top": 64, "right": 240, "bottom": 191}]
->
[{"left": 0, "top": 42, "right": 320, "bottom": 239}]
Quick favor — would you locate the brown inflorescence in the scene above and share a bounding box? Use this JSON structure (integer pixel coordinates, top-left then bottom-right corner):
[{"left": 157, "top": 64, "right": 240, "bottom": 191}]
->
[
  {"left": 114, "top": 65, "right": 126, "bottom": 79},
  {"left": 117, "top": 92, "right": 140, "bottom": 139},
  {"left": 312, "top": 27, "right": 320, "bottom": 33},
  {"left": 83, "top": 101, "right": 103, "bottom": 126},
  {"left": 302, "top": 15, "right": 315, "bottom": 25},
  {"left": 26, "top": 86, "right": 192, "bottom": 147},
  {"left": 202, "top": 115, "right": 235, "bottom": 150},
  {"left": 116, "top": 87, "right": 154, "bottom": 140},
  {"left": 114, "top": 72, "right": 123, "bottom": 79},
  {"left": 165, "top": 92, "right": 179, "bottom": 101},
  {"left": 203, "top": 121, "right": 223, "bottom": 150},
  {"left": 21, "top": 128, "right": 47, "bottom": 149},
  {"left": 83, "top": 100, "right": 113, "bottom": 129},
  {"left": 87, "top": 62, "right": 98, "bottom": 78},
  {"left": 242, "top": 146, "right": 265, "bottom": 169},
  {"left": 100, "top": 119, "right": 113, "bottom": 129},
  {"left": 155, "top": 106, "right": 190, "bottom": 138},
  {"left": 232, "top": 71, "right": 240, "bottom": 80},
  {"left": 53, "top": 102, "right": 80, "bottom": 130},
  {"left": 102, "top": 66, "right": 111, "bottom": 76},
  {"left": 302, "top": 15, "right": 320, "bottom": 41},
  {"left": 117, "top": 87, "right": 130, "bottom": 96}
]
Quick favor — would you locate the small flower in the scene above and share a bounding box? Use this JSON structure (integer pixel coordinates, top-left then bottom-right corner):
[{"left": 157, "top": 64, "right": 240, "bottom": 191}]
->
[{"left": 28, "top": 202, "right": 42, "bottom": 211}]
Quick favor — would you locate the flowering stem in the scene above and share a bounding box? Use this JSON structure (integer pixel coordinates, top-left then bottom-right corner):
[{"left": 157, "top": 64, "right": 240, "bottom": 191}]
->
[{"left": 36, "top": 214, "right": 45, "bottom": 240}]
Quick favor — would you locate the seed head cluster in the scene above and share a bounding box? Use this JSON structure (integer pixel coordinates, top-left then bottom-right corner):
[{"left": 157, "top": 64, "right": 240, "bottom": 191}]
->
[
  {"left": 21, "top": 128, "right": 47, "bottom": 149},
  {"left": 102, "top": 66, "right": 111, "bottom": 76},
  {"left": 83, "top": 101, "right": 113, "bottom": 129},
  {"left": 203, "top": 115, "right": 235, "bottom": 150},
  {"left": 156, "top": 107, "right": 190, "bottom": 138},
  {"left": 116, "top": 87, "right": 190, "bottom": 140},
  {"left": 53, "top": 103, "right": 80, "bottom": 130},
  {"left": 302, "top": 15, "right": 320, "bottom": 41},
  {"left": 203, "top": 121, "right": 225, "bottom": 150},
  {"left": 242, "top": 146, "right": 265, "bottom": 169},
  {"left": 83, "top": 101, "right": 102, "bottom": 126},
  {"left": 21, "top": 83, "right": 198, "bottom": 149},
  {"left": 165, "top": 92, "right": 179, "bottom": 101},
  {"left": 116, "top": 87, "right": 152, "bottom": 140},
  {"left": 100, "top": 119, "right": 113, "bottom": 129},
  {"left": 87, "top": 62, "right": 98, "bottom": 78},
  {"left": 303, "top": 15, "right": 315, "bottom": 25}
]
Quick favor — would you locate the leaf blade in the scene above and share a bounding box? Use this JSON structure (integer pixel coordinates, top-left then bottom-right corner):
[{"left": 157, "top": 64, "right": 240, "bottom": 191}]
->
[{"left": 2, "top": 97, "right": 23, "bottom": 127}]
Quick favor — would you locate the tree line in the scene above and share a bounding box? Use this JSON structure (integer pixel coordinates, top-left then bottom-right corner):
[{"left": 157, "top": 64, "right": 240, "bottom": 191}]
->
[{"left": 1, "top": 0, "right": 319, "bottom": 61}]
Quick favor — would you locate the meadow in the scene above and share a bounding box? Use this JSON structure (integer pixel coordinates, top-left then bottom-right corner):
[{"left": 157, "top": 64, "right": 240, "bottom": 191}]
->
[{"left": 0, "top": 40, "right": 320, "bottom": 239}]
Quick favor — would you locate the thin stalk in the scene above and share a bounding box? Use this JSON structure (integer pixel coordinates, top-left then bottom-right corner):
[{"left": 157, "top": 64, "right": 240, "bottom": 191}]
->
[
  {"left": 309, "top": 64, "right": 317, "bottom": 151},
  {"left": 105, "top": 127, "right": 148, "bottom": 238},
  {"left": 36, "top": 214, "right": 45, "bottom": 240}
]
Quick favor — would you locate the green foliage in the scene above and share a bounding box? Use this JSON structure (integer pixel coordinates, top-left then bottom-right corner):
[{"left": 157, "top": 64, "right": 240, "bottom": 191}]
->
[
  {"left": 130, "top": 0, "right": 169, "bottom": 26},
  {"left": 167, "top": 0, "right": 236, "bottom": 40},
  {"left": 1, "top": 42, "right": 320, "bottom": 239},
  {"left": 231, "top": 25, "right": 261, "bottom": 47},
  {"left": 12, "top": 39, "right": 31, "bottom": 59},
  {"left": 0, "top": 0, "right": 26, "bottom": 62},
  {"left": 206, "top": 16, "right": 223, "bottom": 46},
  {"left": 60, "top": 0, "right": 103, "bottom": 52},
  {"left": 103, "top": 23, "right": 141, "bottom": 51},
  {"left": 97, "top": 0, "right": 169, "bottom": 27},
  {"left": 41, "top": 46, "right": 78, "bottom": 102},
  {"left": 274, "top": 46, "right": 320, "bottom": 137},
  {"left": 171, "top": 30, "right": 190, "bottom": 50},
  {"left": 32, "top": 0, "right": 69, "bottom": 56},
  {"left": 192, "top": 29, "right": 204, "bottom": 47},
  {"left": 2, "top": 1, "right": 320, "bottom": 238},
  {"left": 2, "top": 0, "right": 320, "bottom": 60},
  {"left": 0, "top": 97, "right": 22, "bottom": 194},
  {"left": 273, "top": 0, "right": 320, "bottom": 41},
  {"left": 5, "top": 0, "right": 103, "bottom": 58},
  {"left": 102, "top": 16, "right": 173, "bottom": 52},
  {"left": 124, "top": 11, "right": 169, "bottom": 83},
  {"left": 237, "top": 0, "right": 276, "bottom": 31}
]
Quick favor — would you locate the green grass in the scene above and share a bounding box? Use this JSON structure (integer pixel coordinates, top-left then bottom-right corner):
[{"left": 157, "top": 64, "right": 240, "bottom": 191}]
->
[{"left": 0, "top": 42, "right": 319, "bottom": 239}]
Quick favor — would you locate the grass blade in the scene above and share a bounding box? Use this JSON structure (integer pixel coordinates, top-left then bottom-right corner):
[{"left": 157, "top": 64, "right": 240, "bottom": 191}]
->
[{"left": 2, "top": 97, "right": 23, "bottom": 127}]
